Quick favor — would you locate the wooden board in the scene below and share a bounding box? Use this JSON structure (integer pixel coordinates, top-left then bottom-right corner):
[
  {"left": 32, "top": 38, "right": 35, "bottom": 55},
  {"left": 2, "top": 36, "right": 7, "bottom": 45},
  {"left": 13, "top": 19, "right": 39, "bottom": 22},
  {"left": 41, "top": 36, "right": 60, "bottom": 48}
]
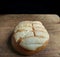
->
[{"left": 0, "top": 14, "right": 60, "bottom": 57}]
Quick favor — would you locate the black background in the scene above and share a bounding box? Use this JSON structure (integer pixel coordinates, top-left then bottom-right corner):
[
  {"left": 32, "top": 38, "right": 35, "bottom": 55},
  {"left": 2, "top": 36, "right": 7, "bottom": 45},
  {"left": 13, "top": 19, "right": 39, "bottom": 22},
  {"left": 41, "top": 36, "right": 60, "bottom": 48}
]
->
[{"left": 0, "top": 1, "right": 60, "bottom": 16}]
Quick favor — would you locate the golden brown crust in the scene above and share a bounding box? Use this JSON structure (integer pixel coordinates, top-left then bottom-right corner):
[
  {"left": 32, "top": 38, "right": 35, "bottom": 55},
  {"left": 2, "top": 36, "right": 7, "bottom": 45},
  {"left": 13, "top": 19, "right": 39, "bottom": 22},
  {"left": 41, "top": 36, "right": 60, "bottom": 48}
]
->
[{"left": 12, "top": 36, "right": 48, "bottom": 55}]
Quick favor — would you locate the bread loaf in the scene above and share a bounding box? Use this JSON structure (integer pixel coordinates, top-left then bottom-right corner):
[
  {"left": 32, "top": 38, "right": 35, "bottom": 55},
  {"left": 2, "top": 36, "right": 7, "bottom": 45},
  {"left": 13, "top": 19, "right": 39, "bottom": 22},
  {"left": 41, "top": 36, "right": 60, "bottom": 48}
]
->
[{"left": 12, "top": 21, "right": 49, "bottom": 55}]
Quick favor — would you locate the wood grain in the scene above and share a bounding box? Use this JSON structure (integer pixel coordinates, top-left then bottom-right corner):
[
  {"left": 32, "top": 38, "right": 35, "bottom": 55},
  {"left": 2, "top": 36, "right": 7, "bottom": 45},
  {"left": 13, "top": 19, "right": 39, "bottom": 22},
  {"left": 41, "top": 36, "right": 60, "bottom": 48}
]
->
[{"left": 0, "top": 14, "right": 60, "bottom": 57}]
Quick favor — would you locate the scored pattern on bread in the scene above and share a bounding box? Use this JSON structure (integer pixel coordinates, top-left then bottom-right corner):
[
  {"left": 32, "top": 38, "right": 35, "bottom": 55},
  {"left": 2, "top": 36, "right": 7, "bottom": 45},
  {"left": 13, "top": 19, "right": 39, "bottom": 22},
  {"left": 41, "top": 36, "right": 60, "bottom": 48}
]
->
[{"left": 14, "top": 21, "right": 49, "bottom": 50}]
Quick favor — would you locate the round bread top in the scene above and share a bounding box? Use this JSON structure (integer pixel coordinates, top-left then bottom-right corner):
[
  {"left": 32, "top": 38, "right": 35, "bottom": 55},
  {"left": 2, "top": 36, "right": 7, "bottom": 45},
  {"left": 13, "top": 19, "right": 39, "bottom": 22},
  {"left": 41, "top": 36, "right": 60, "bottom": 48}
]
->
[{"left": 14, "top": 21, "right": 49, "bottom": 50}]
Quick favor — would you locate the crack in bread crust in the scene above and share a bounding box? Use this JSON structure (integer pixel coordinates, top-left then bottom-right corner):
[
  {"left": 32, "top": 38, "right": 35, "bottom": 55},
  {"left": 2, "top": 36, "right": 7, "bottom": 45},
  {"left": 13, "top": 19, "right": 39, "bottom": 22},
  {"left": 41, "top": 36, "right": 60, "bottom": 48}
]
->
[{"left": 32, "top": 23, "right": 36, "bottom": 36}]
